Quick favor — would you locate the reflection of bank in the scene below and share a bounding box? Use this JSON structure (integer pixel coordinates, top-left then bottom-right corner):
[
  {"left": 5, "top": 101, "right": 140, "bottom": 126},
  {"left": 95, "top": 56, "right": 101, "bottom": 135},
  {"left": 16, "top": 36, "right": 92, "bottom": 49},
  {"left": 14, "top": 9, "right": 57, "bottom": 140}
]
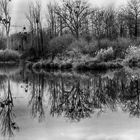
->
[
  {"left": 0, "top": 64, "right": 21, "bottom": 76},
  {"left": 0, "top": 78, "right": 19, "bottom": 137}
]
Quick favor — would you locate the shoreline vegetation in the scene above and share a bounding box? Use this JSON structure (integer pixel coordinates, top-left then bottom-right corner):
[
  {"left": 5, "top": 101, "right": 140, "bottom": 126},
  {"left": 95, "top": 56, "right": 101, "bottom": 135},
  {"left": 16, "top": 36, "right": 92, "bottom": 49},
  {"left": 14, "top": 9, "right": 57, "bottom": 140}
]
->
[
  {"left": 25, "top": 59, "right": 123, "bottom": 72},
  {"left": 0, "top": 0, "right": 140, "bottom": 72},
  {"left": 0, "top": 41, "right": 139, "bottom": 72}
]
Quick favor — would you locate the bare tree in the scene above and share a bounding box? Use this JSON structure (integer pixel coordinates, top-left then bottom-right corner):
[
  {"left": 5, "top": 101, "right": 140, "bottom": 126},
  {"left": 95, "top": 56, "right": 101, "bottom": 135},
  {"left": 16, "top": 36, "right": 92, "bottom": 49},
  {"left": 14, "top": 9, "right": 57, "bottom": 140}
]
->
[
  {"left": 0, "top": 0, "right": 12, "bottom": 49},
  {"left": 90, "top": 8, "right": 104, "bottom": 40},
  {"left": 103, "top": 6, "right": 118, "bottom": 39},
  {"left": 26, "top": 3, "right": 35, "bottom": 47},
  {"left": 125, "top": 0, "right": 140, "bottom": 37},
  {"left": 117, "top": 8, "right": 128, "bottom": 37},
  {"left": 26, "top": 1, "right": 44, "bottom": 57},
  {"left": 47, "top": 3, "right": 58, "bottom": 38},
  {"left": 54, "top": 0, "right": 91, "bottom": 39}
]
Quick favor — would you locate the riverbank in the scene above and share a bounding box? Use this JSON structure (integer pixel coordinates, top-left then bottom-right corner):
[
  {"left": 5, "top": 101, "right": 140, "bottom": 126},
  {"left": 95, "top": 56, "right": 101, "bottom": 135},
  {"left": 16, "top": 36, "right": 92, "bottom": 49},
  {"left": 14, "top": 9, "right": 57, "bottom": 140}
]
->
[{"left": 25, "top": 58, "right": 124, "bottom": 73}]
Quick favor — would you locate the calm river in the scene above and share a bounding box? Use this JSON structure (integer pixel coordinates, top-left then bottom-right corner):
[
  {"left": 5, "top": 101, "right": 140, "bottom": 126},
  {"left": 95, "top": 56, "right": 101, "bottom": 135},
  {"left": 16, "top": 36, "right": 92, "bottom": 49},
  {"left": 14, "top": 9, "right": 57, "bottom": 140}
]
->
[{"left": 0, "top": 66, "right": 140, "bottom": 140}]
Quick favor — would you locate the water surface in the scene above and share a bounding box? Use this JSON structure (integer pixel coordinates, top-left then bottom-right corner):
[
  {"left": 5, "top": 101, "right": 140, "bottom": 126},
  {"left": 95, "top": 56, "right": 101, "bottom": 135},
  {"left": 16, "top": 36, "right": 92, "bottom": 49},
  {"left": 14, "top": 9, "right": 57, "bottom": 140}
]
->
[{"left": 0, "top": 67, "right": 140, "bottom": 140}]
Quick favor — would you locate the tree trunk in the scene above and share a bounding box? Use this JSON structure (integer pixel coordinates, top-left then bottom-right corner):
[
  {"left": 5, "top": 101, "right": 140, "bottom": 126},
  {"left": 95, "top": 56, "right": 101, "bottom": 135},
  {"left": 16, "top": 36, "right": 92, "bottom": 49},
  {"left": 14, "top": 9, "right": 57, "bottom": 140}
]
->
[
  {"left": 135, "top": 17, "right": 138, "bottom": 37},
  {"left": 6, "top": 33, "right": 10, "bottom": 49}
]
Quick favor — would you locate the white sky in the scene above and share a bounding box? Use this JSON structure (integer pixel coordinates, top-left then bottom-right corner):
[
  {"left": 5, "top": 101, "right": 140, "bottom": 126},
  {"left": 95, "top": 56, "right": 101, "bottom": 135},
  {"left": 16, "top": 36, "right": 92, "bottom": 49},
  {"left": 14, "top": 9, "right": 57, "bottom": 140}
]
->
[{"left": 10, "top": 0, "right": 128, "bottom": 33}]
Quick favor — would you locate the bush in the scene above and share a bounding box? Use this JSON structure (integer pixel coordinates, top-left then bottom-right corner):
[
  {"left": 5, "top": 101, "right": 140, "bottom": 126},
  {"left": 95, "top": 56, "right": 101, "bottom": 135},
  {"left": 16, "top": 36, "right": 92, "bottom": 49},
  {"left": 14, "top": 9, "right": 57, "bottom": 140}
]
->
[
  {"left": 68, "top": 39, "right": 97, "bottom": 56},
  {"left": 68, "top": 39, "right": 87, "bottom": 51},
  {"left": 97, "top": 38, "right": 131, "bottom": 59},
  {"left": 21, "top": 47, "right": 38, "bottom": 61},
  {"left": 95, "top": 47, "right": 114, "bottom": 62},
  {"left": 125, "top": 46, "right": 140, "bottom": 59},
  {"left": 98, "top": 39, "right": 111, "bottom": 49},
  {"left": 48, "top": 34, "right": 75, "bottom": 61},
  {"left": 124, "top": 46, "right": 140, "bottom": 67},
  {"left": 112, "top": 38, "right": 131, "bottom": 59},
  {"left": 65, "top": 39, "right": 87, "bottom": 61},
  {"left": 80, "top": 41, "right": 98, "bottom": 56},
  {"left": 132, "top": 37, "right": 140, "bottom": 46},
  {"left": 0, "top": 49, "right": 20, "bottom": 62}
]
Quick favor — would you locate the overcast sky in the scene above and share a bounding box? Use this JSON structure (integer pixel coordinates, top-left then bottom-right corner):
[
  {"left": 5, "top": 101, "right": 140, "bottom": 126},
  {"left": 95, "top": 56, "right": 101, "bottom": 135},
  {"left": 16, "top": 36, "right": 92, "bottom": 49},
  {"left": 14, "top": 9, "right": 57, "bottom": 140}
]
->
[{"left": 10, "top": 0, "right": 128, "bottom": 33}]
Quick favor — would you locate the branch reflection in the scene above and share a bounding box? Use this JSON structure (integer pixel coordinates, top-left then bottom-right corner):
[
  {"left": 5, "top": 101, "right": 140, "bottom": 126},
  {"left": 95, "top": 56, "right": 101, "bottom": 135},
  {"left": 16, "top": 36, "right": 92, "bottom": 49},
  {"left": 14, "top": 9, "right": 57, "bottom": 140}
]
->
[
  {"left": 28, "top": 74, "right": 45, "bottom": 122},
  {"left": 24, "top": 70, "right": 140, "bottom": 121},
  {"left": 0, "top": 78, "right": 19, "bottom": 137}
]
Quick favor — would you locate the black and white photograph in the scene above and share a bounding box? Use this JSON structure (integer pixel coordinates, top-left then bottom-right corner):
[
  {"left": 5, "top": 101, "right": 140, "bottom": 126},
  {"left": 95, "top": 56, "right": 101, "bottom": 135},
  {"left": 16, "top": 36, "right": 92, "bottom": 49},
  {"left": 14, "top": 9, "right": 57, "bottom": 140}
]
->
[{"left": 0, "top": 0, "right": 140, "bottom": 139}]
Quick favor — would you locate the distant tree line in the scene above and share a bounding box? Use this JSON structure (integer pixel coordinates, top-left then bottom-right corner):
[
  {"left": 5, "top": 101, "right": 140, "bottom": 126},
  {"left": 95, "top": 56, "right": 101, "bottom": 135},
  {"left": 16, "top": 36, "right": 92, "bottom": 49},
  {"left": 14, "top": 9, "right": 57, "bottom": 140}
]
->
[{"left": 46, "top": 0, "right": 140, "bottom": 39}]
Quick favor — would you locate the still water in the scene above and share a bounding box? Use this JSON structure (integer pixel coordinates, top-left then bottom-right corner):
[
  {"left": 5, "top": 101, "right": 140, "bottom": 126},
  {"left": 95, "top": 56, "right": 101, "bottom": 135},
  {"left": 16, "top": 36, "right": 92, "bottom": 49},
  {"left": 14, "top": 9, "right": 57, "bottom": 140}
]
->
[{"left": 0, "top": 66, "right": 140, "bottom": 140}]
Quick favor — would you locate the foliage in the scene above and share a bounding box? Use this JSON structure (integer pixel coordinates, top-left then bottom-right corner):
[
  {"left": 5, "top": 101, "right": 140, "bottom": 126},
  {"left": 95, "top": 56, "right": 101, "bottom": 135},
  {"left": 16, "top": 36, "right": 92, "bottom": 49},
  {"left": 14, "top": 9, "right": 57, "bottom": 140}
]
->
[
  {"left": 98, "top": 39, "right": 111, "bottom": 49},
  {"left": 95, "top": 47, "right": 114, "bottom": 62},
  {"left": 48, "top": 34, "right": 74, "bottom": 61},
  {"left": 124, "top": 46, "right": 140, "bottom": 67},
  {"left": 125, "top": 46, "right": 140, "bottom": 59},
  {"left": 21, "top": 47, "right": 38, "bottom": 61},
  {"left": 81, "top": 41, "right": 98, "bottom": 56},
  {"left": 68, "top": 39, "right": 97, "bottom": 56},
  {"left": 112, "top": 38, "right": 132, "bottom": 59},
  {"left": 68, "top": 39, "right": 87, "bottom": 52},
  {"left": 97, "top": 38, "right": 131, "bottom": 59}
]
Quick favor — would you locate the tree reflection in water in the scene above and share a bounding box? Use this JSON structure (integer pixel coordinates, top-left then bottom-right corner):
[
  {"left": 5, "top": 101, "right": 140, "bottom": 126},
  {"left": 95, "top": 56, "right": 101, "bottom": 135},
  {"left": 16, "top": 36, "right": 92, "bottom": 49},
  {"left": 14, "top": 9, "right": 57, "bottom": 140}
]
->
[
  {"left": 0, "top": 78, "right": 19, "bottom": 137},
  {"left": 0, "top": 69, "right": 140, "bottom": 137},
  {"left": 49, "top": 76, "right": 94, "bottom": 121},
  {"left": 48, "top": 74, "right": 126, "bottom": 121},
  {"left": 24, "top": 70, "right": 140, "bottom": 121},
  {"left": 28, "top": 74, "right": 45, "bottom": 122},
  {"left": 121, "top": 77, "right": 140, "bottom": 117}
]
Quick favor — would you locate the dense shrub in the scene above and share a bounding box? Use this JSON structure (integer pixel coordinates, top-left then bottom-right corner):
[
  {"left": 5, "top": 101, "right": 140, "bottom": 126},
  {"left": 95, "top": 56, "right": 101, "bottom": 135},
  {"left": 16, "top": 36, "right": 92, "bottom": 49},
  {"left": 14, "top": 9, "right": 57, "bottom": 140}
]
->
[
  {"left": 80, "top": 41, "right": 98, "bottom": 56},
  {"left": 97, "top": 38, "right": 131, "bottom": 59},
  {"left": 112, "top": 38, "right": 132, "bottom": 59},
  {"left": 48, "top": 34, "right": 75, "bottom": 61},
  {"left": 21, "top": 47, "right": 38, "bottom": 61},
  {"left": 95, "top": 47, "right": 114, "bottom": 62},
  {"left": 68, "top": 39, "right": 98, "bottom": 56},
  {"left": 0, "top": 49, "right": 20, "bottom": 62},
  {"left": 124, "top": 46, "right": 140, "bottom": 67},
  {"left": 132, "top": 37, "right": 140, "bottom": 46},
  {"left": 98, "top": 39, "right": 111, "bottom": 49},
  {"left": 68, "top": 39, "right": 87, "bottom": 51}
]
